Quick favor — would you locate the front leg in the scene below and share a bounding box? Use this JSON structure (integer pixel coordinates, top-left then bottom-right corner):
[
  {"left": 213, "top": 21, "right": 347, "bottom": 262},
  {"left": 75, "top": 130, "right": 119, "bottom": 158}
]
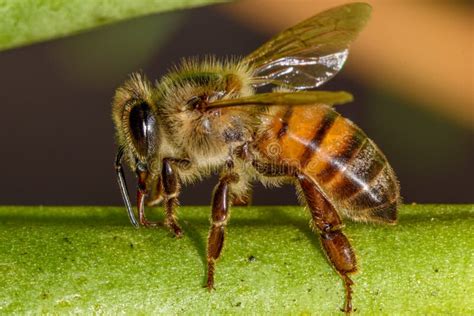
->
[
  {"left": 136, "top": 168, "right": 161, "bottom": 228},
  {"left": 161, "top": 158, "right": 185, "bottom": 237},
  {"left": 206, "top": 172, "right": 239, "bottom": 290}
]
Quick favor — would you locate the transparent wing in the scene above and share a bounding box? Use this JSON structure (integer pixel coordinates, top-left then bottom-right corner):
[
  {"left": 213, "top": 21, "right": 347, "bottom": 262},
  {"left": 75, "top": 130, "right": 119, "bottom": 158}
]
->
[
  {"left": 251, "top": 50, "right": 349, "bottom": 90},
  {"left": 206, "top": 91, "right": 353, "bottom": 109},
  {"left": 245, "top": 3, "right": 371, "bottom": 90}
]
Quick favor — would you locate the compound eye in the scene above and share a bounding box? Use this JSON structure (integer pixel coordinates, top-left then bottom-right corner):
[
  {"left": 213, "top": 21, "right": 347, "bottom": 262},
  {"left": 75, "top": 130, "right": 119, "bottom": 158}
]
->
[{"left": 129, "top": 102, "right": 156, "bottom": 158}]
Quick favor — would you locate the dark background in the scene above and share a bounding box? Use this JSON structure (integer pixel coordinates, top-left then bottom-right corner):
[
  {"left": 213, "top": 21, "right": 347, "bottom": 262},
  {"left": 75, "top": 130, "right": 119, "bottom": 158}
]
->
[{"left": 0, "top": 3, "right": 472, "bottom": 206}]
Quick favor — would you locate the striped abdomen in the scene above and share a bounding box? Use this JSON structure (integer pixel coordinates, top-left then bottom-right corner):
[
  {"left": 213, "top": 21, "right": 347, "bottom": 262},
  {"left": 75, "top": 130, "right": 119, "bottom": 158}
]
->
[{"left": 256, "top": 105, "right": 400, "bottom": 223}]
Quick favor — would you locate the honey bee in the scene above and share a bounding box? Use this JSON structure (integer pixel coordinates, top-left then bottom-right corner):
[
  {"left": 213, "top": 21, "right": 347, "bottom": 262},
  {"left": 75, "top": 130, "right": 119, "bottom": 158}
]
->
[{"left": 112, "top": 3, "right": 399, "bottom": 313}]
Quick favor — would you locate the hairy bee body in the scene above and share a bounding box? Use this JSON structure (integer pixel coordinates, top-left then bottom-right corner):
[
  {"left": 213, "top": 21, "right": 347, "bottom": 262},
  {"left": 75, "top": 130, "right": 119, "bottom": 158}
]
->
[
  {"left": 255, "top": 105, "right": 400, "bottom": 223},
  {"left": 111, "top": 3, "right": 397, "bottom": 313}
]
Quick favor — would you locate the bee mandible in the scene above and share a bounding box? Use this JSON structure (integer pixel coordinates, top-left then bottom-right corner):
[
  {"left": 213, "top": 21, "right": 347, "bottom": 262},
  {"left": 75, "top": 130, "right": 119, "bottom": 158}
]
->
[{"left": 112, "top": 3, "right": 400, "bottom": 313}]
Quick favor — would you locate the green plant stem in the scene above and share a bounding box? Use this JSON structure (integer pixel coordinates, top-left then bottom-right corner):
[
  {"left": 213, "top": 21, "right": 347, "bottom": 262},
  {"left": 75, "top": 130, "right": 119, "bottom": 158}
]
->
[
  {"left": 0, "top": 205, "right": 472, "bottom": 314},
  {"left": 0, "top": 0, "right": 228, "bottom": 51}
]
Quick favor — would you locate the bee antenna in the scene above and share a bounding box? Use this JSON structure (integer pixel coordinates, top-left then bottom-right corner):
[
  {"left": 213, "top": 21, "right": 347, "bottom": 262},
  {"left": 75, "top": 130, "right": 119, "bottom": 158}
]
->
[{"left": 115, "top": 146, "right": 139, "bottom": 228}]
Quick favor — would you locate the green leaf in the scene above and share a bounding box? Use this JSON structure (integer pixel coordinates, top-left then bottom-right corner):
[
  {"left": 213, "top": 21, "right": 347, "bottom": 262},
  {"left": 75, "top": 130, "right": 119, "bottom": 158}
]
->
[
  {"left": 0, "top": 205, "right": 472, "bottom": 314},
  {"left": 0, "top": 0, "right": 228, "bottom": 51}
]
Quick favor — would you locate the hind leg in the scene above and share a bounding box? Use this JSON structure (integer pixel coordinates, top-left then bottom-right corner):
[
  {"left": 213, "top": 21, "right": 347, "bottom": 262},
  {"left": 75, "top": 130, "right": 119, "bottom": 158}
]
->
[
  {"left": 297, "top": 172, "right": 357, "bottom": 314},
  {"left": 253, "top": 161, "right": 357, "bottom": 313}
]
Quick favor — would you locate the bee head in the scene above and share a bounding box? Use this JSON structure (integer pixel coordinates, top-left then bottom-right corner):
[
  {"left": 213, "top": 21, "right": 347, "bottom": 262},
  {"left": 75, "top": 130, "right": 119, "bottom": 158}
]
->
[
  {"left": 112, "top": 73, "right": 160, "bottom": 227},
  {"left": 112, "top": 73, "right": 159, "bottom": 172}
]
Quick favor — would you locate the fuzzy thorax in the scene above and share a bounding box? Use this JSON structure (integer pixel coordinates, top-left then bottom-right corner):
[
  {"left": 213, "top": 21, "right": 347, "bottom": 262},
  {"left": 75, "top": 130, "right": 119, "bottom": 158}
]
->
[{"left": 154, "top": 57, "right": 257, "bottom": 176}]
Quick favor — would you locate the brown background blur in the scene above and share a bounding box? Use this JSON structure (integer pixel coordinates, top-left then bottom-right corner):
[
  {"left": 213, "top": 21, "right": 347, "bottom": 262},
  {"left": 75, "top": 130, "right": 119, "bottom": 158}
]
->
[{"left": 0, "top": 1, "right": 472, "bottom": 206}]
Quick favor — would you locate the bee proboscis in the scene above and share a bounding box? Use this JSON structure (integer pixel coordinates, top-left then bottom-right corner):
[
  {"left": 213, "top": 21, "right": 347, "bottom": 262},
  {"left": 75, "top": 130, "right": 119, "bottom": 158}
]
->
[{"left": 112, "top": 3, "right": 400, "bottom": 313}]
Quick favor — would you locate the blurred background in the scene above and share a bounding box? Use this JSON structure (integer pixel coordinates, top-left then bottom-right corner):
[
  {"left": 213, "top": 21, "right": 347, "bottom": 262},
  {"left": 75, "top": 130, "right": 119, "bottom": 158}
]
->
[{"left": 0, "top": 0, "right": 472, "bottom": 206}]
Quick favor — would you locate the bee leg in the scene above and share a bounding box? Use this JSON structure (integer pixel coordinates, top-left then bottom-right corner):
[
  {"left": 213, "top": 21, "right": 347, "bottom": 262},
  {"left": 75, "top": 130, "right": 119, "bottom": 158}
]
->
[
  {"left": 206, "top": 172, "right": 239, "bottom": 290},
  {"left": 297, "top": 172, "right": 357, "bottom": 314},
  {"left": 253, "top": 161, "right": 356, "bottom": 312},
  {"left": 161, "top": 158, "right": 183, "bottom": 238},
  {"left": 136, "top": 169, "right": 161, "bottom": 228},
  {"left": 146, "top": 176, "right": 164, "bottom": 207}
]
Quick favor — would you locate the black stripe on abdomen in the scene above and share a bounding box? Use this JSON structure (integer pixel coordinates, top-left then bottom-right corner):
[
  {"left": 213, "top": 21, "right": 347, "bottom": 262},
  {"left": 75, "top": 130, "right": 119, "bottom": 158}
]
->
[
  {"left": 348, "top": 165, "right": 399, "bottom": 210},
  {"left": 317, "top": 132, "right": 365, "bottom": 184},
  {"left": 332, "top": 139, "right": 387, "bottom": 200},
  {"left": 300, "top": 110, "right": 338, "bottom": 168}
]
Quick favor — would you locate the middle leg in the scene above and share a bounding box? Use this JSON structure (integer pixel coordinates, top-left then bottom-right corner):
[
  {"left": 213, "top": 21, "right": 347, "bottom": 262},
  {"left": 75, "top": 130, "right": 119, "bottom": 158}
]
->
[{"left": 206, "top": 172, "right": 239, "bottom": 290}]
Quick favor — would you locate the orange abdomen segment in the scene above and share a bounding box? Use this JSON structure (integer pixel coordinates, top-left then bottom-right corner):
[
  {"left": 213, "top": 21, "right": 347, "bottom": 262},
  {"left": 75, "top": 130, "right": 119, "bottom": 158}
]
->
[{"left": 257, "top": 105, "right": 400, "bottom": 223}]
